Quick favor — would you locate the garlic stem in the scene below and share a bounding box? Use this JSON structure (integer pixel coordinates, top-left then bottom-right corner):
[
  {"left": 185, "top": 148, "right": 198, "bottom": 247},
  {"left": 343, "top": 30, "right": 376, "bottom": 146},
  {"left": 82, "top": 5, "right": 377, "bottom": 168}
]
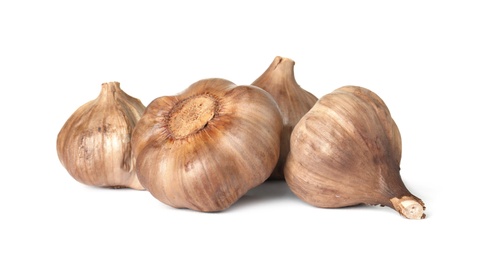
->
[
  {"left": 98, "top": 82, "right": 120, "bottom": 102},
  {"left": 390, "top": 196, "right": 426, "bottom": 219}
]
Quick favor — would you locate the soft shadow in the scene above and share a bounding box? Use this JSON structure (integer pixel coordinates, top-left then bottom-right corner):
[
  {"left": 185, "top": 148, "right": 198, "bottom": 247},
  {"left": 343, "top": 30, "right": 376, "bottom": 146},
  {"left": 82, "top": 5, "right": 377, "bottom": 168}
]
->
[{"left": 228, "top": 180, "right": 298, "bottom": 211}]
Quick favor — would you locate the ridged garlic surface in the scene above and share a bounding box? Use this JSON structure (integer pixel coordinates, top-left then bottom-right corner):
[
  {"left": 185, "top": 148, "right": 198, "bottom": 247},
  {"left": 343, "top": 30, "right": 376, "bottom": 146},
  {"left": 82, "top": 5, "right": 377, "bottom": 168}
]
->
[
  {"left": 284, "top": 86, "right": 425, "bottom": 219},
  {"left": 252, "top": 56, "right": 318, "bottom": 180},
  {"left": 57, "top": 82, "right": 145, "bottom": 190},
  {"left": 132, "top": 78, "right": 282, "bottom": 212}
]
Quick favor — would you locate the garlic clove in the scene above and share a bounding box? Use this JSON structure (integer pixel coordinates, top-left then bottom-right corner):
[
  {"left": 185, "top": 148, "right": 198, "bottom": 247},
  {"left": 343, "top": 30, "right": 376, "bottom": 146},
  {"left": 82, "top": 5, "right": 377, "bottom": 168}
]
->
[
  {"left": 57, "top": 82, "right": 145, "bottom": 190},
  {"left": 132, "top": 78, "right": 283, "bottom": 212},
  {"left": 284, "top": 85, "right": 426, "bottom": 219},
  {"left": 252, "top": 56, "right": 318, "bottom": 180}
]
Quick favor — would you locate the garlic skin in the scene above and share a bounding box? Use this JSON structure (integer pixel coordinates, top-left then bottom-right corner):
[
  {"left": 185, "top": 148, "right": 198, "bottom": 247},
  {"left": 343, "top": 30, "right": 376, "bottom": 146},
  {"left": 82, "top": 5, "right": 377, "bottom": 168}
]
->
[
  {"left": 284, "top": 86, "right": 426, "bottom": 219},
  {"left": 57, "top": 82, "right": 145, "bottom": 190},
  {"left": 252, "top": 56, "right": 318, "bottom": 180},
  {"left": 131, "top": 78, "right": 283, "bottom": 212}
]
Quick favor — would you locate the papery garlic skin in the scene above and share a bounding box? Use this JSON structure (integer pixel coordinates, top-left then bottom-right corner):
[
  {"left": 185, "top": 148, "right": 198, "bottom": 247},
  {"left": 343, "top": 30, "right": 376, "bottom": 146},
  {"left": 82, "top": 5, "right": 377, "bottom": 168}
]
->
[
  {"left": 132, "top": 78, "right": 282, "bottom": 212},
  {"left": 284, "top": 86, "right": 425, "bottom": 219},
  {"left": 57, "top": 82, "right": 145, "bottom": 190},
  {"left": 252, "top": 56, "right": 318, "bottom": 180}
]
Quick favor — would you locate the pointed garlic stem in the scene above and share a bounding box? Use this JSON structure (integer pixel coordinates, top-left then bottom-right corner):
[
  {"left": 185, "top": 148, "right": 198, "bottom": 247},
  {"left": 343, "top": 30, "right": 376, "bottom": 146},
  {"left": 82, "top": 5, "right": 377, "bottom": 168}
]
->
[
  {"left": 390, "top": 196, "right": 426, "bottom": 219},
  {"left": 98, "top": 81, "right": 121, "bottom": 102}
]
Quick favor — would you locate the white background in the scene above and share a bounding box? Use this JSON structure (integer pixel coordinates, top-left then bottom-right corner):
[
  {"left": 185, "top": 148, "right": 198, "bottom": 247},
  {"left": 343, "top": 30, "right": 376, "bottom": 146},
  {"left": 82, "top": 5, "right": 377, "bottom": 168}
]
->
[{"left": 1, "top": 0, "right": 489, "bottom": 259}]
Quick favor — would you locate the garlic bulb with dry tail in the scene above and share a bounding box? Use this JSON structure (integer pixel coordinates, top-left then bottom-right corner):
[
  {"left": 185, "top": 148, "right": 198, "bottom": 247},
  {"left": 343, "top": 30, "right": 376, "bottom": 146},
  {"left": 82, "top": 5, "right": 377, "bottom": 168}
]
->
[
  {"left": 131, "top": 78, "right": 283, "bottom": 212},
  {"left": 252, "top": 56, "right": 318, "bottom": 180},
  {"left": 284, "top": 86, "right": 425, "bottom": 219},
  {"left": 57, "top": 82, "right": 145, "bottom": 190}
]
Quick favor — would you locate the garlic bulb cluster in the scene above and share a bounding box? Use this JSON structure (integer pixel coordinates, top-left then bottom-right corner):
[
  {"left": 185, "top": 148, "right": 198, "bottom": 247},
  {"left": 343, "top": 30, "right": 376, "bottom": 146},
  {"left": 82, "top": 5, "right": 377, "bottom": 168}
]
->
[
  {"left": 284, "top": 86, "right": 426, "bottom": 219},
  {"left": 131, "top": 78, "right": 282, "bottom": 212},
  {"left": 56, "top": 58, "right": 426, "bottom": 219},
  {"left": 252, "top": 56, "right": 318, "bottom": 180},
  {"left": 57, "top": 82, "right": 145, "bottom": 190}
]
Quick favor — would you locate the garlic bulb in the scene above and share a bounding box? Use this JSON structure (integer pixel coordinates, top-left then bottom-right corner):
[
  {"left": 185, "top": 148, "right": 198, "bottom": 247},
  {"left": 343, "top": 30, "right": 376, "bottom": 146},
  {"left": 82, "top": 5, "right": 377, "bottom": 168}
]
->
[
  {"left": 131, "top": 78, "right": 283, "bottom": 212},
  {"left": 57, "top": 82, "right": 145, "bottom": 190},
  {"left": 284, "top": 86, "right": 426, "bottom": 219},
  {"left": 252, "top": 56, "right": 318, "bottom": 180}
]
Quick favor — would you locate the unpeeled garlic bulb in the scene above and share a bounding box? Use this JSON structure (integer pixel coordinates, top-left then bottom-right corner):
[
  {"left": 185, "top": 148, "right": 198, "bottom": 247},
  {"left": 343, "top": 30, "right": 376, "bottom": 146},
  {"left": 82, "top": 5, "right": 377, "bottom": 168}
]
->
[
  {"left": 284, "top": 86, "right": 426, "bottom": 219},
  {"left": 57, "top": 82, "right": 145, "bottom": 190},
  {"left": 131, "top": 78, "right": 282, "bottom": 212},
  {"left": 252, "top": 56, "right": 318, "bottom": 180}
]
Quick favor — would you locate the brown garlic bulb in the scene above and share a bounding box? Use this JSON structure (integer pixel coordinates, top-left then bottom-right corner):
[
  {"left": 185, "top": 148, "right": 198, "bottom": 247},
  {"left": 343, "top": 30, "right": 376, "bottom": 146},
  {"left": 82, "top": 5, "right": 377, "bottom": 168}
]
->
[
  {"left": 252, "top": 56, "right": 318, "bottom": 180},
  {"left": 57, "top": 82, "right": 145, "bottom": 190},
  {"left": 131, "top": 78, "right": 282, "bottom": 212},
  {"left": 284, "top": 86, "right": 426, "bottom": 219}
]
